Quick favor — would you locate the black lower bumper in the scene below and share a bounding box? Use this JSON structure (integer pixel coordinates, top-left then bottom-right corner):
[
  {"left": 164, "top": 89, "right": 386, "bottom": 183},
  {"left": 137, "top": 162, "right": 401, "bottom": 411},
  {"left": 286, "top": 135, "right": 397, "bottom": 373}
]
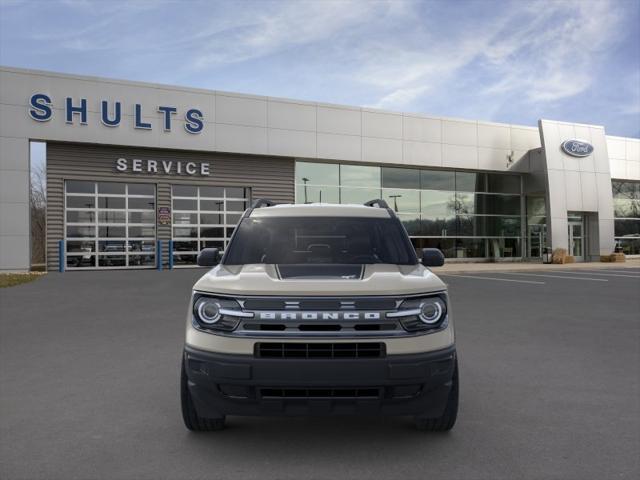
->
[{"left": 183, "top": 344, "right": 456, "bottom": 418}]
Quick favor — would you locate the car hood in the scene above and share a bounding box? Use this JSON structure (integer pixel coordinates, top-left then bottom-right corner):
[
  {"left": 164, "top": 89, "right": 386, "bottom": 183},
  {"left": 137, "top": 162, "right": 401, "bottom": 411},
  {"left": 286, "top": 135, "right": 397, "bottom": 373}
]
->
[{"left": 193, "top": 263, "right": 446, "bottom": 296}]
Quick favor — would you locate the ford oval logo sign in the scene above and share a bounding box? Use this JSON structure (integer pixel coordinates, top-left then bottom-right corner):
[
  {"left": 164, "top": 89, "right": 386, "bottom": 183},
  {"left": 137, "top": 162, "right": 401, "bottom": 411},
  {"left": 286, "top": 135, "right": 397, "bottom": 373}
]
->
[{"left": 561, "top": 139, "right": 594, "bottom": 157}]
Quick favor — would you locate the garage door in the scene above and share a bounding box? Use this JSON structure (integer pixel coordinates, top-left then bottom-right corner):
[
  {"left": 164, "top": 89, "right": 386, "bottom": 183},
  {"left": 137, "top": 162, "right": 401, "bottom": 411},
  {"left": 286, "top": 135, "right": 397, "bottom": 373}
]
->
[
  {"left": 65, "top": 180, "right": 156, "bottom": 269},
  {"left": 171, "top": 185, "right": 249, "bottom": 266}
]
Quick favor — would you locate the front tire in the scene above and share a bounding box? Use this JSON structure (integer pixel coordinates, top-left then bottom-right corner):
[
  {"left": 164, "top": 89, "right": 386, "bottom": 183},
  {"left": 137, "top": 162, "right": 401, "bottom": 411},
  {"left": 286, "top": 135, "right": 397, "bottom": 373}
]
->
[
  {"left": 415, "top": 360, "right": 459, "bottom": 432},
  {"left": 180, "top": 359, "right": 226, "bottom": 431}
]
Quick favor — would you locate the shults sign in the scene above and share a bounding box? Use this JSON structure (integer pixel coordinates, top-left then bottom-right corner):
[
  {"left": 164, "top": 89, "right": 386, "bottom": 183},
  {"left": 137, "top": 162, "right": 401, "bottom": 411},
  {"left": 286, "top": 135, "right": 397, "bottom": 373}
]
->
[{"left": 28, "top": 93, "right": 204, "bottom": 134}]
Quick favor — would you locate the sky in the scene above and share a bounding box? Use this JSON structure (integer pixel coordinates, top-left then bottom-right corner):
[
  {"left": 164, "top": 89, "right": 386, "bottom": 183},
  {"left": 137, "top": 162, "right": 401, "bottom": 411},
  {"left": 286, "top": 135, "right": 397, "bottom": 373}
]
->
[{"left": 1, "top": 0, "right": 639, "bottom": 137}]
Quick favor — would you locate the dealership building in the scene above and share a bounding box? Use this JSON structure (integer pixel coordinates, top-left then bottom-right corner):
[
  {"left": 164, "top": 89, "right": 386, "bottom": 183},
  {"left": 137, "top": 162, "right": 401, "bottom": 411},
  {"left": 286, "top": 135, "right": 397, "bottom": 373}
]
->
[{"left": 1, "top": 66, "right": 639, "bottom": 272}]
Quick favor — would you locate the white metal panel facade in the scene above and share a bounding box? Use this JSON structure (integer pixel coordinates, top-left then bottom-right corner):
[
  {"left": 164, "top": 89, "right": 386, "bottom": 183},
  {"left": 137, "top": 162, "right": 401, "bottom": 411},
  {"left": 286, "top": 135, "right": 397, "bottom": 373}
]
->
[{"left": 1, "top": 66, "right": 638, "bottom": 270}]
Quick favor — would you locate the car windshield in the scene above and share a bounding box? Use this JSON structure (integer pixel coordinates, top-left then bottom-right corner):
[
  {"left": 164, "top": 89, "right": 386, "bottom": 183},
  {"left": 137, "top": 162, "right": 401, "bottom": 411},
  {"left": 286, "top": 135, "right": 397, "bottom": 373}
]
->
[{"left": 223, "top": 216, "right": 417, "bottom": 265}]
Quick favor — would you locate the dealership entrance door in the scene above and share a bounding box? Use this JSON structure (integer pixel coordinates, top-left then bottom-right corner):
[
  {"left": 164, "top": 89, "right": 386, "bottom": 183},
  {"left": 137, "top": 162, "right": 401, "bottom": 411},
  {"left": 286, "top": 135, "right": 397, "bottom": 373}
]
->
[{"left": 567, "top": 213, "right": 585, "bottom": 261}]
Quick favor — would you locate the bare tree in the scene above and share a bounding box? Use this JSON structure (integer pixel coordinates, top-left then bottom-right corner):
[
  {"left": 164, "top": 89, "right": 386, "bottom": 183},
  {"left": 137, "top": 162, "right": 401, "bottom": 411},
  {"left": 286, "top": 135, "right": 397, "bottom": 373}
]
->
[{"left": 30, "top": 163, "right": 46, "bottom": 269}]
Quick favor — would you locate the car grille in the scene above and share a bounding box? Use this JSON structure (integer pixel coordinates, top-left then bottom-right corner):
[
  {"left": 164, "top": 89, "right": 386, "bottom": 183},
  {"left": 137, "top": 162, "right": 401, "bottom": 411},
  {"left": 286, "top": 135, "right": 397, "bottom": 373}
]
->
[
  {"left": 255, "top": 342, "right": 386, "bottom": 359},
  {"left": 217, "top": 384, "right": 422, "bottom": 400},
  {"left": 242, "top": 323, "right": 398, "bottom": 332},
  {"left": 242, "top": 298, "right": 398, "bottom": 311},
  {"left": 259, "top": 387, "right": 381, "bottom": 399}
]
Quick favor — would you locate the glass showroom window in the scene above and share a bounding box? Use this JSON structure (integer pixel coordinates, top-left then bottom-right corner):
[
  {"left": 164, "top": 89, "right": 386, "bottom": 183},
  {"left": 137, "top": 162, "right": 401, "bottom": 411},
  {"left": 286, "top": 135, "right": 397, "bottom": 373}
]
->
[
  {"left": 341, "top": 164, "right": 381, "bottom": 204},
  {"left": 382, "top": 167, "right": 421, "bottom": 235},
  {"left": 295, "top": 162, "right": 339, "bottom": 203},
  {"left": 295, "top": 162, "right": 382, "bottom": 204},
  {"left": 296, "top": 161, "right": 524, "bottom": 259},
  {"left": 65, "top": 180, "right": 156, "bottom": 269},
  {"left": 387, "top": 168, "right": 523, "bottom": 259},
  {"left": 526, "top": 196, "right": 547, "bottom": 258},
  {"left": 612, "top": 180, "right": 640, "bottom": 255},
  {"left": 171, "top": 186, "right": 249, "bottom": 266}
]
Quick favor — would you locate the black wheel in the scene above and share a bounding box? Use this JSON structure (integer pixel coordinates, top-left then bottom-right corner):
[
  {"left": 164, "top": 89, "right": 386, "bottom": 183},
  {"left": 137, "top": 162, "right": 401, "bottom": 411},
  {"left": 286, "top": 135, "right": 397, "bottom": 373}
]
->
[
  {"left": 415, "top": 360, "right": 459, "bottom": 432},
  {"left": 180, "top": 359, "right": 225, "bottom": 431}
]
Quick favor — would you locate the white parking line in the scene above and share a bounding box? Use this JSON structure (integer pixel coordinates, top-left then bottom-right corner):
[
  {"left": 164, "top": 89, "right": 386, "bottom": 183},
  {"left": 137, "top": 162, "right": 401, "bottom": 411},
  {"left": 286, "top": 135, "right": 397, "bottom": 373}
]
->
[
  {"left": 499, "top": 272, "right": 608, "bottom": 282},
  {"left": 555, "top": 271, "right": 640, "bottom": 278},
  {"left": 439, "top": 274, "right": 545, "bottom": 285},
  {"left": 584, "top": 269, "right": 640, "bottom": 274}
]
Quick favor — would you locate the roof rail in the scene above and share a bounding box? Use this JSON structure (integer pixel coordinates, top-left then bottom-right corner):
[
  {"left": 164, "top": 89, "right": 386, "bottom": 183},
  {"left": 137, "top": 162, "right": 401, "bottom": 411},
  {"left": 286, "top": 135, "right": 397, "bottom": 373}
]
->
[
  {"left": 364, "top": 199, "right": 390, "bottom": 209},
  {"left": 242, "top": 198, "right": 276, "bottom": 220},
  {"left": 251, "top": 198, "right": 276, "bottom": 209}
]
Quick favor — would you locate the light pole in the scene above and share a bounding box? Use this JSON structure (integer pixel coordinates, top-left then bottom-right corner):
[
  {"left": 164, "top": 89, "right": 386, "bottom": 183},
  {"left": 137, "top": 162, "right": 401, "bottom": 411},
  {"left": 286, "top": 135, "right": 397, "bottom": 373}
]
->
[
  {"left": 302, "top": 177, "right": 309, "bottom": 204},
  {"left": 216, "top": 201, "right": 224, "bottom": 225},
  {"left": 389, "top": 194, "right": 402, "bottom": 212}
]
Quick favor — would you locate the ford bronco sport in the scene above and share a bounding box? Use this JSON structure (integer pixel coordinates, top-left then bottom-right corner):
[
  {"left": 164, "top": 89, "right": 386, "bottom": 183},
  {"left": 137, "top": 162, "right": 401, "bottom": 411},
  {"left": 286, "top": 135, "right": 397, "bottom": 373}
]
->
[{"left": 180, "top": 199, "right": 458, "bottom": 431}]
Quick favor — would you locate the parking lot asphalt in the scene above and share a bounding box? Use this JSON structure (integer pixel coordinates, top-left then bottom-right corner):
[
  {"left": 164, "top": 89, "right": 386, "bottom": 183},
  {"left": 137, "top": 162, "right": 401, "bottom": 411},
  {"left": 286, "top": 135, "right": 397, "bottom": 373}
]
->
[{"left": 1, "top": 267, "right": 639, "bottom": 480}]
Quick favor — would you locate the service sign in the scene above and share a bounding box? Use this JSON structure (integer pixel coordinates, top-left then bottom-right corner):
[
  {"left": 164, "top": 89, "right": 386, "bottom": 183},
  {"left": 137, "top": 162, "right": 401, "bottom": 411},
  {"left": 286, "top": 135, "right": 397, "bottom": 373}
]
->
[
  {"left": 561, "top": 139, "right": 594, "bottom": 157},
  {"left": 115, "top": 157, "right": 210, "bottom": 176}
]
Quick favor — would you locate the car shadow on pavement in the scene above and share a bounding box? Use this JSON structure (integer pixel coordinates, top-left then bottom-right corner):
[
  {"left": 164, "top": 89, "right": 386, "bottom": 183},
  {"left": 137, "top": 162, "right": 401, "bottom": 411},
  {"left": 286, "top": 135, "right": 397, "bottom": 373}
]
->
[{"left": 182, "top": 415, "right": 454, "bottom": 459}]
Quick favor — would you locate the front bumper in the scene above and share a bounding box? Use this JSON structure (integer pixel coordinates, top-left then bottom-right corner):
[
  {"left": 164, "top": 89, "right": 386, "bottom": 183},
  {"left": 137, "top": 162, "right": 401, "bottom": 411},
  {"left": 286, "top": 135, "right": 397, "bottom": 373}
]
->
[{"left": 183, "top": 344, "right": 456, "bottom": 417}]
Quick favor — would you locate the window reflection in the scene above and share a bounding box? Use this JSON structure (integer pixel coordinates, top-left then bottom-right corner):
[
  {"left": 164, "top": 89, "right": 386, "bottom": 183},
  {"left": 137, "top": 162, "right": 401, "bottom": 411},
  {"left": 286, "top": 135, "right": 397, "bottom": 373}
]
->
[
  {"left": 422, "top": 217, "right": 452, "bottom": 236},
  {"left": 614, "top": 219, "right": 640, "bottom": 236},
  {"left": 421, "top": 170, "right": 455, "bottom": 191},
  {"left": 382, "top": 189, "right": 419, "bottom": 212},
  {"left": 527, "top": 196, "right": 546, "bottom": 216},
  {"left": 341, "top": 187, "right": 380, "bottom": 204},
  {"left": 295, "top": 161, "right": 525, "bottom": 259},
  {"left": 612, "top": 180, "right": 640, "bottom": 199},
  {"left": 382, "top": 167, "right": 420, "bottom": 189},
  {"left": 613, "top": 199, "right": 640, "bottom": 218},
  {"left": 421, "top": 191, "right": 455, "bottom": 218},
  {"left": 397, "top": 213, "right": 421, "bottom": 235},
  {"left": 341, "top": 165, "right": 380, "bottom": 187},
  {"left": 475, "top": 194, "right": 521, "bottom": 215},
  {"left": 487, "top": 174, "right": 520, "bottom": 194},
  {"left": 296, "top": 184, "right": 339, "bottom": 204},
  {"left": 456, "top": 172, "right": 485, "bottom": 192},
  {"left": 454, "top": 192, "right": 475, "bottom": 214},
  {"left": 612, "top": 180, "right": 640, "bottom": 256},
  {"left": 296, "top": 162, "right": 339, "bottom": 186}
]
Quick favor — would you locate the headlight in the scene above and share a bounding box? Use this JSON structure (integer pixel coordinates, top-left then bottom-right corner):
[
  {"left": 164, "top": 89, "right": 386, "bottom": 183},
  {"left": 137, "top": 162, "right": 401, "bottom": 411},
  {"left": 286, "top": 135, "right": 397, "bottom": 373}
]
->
[
  {"left": 419, "top": 297, "right": 445, "bottom": 325},
  {"left": 195, "top": 297, "right": 221, "bottom": 324},
  {"left": 387, "top": 294, "right": 448, "bottom": 332},
  {"left": 192, "top": 294, "right": 253, "bottom": 331}
]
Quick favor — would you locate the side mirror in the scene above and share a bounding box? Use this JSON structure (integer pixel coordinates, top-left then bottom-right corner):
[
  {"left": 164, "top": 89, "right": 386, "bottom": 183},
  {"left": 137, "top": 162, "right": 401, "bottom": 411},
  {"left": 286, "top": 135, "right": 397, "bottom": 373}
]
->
[
  {"left": 421, "top": 248, "right": 445, "bottom": 267},
  {"left": 197, "top": 248, "right": 220, "bottom": 267}
]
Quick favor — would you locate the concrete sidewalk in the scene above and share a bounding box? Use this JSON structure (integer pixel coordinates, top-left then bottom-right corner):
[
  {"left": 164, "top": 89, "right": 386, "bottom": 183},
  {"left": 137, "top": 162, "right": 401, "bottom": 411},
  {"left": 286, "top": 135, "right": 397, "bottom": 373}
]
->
[{"left": 431, "top": 257, "right": 640, "bottom": 274}]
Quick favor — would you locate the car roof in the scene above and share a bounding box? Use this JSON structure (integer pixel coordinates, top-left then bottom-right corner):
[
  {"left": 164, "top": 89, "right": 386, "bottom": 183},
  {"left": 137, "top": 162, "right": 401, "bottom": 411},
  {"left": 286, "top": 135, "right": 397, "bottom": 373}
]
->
[{"left": 248, "top": 203, "right": 392, "bottom": 218}]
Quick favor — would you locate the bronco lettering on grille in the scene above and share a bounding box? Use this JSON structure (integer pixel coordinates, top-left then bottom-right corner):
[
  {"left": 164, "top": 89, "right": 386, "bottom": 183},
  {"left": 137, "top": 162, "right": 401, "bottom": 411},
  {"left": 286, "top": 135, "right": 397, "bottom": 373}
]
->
[{"left": 256, "top": 312, "right": 382, "bottom": 321}]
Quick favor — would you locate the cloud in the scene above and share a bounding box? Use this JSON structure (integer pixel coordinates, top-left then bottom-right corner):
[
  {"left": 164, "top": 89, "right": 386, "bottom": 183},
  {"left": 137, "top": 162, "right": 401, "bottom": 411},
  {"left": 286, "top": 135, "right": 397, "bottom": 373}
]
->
[
  {"left": 614, "top": 71, "right": 640, "bottom": 115},
  {"left": 1, "top": 0, "right": 637, "bottom": 136},
  {"left": 371, "top": 85, "right": 430, "bottom": 109},
  {"left": 354, "top": 0, "right": 624, "bottom": 111},
  {"left": 482, "top": 0, "right": 622, "bottom": 103},
  {"left": 190, "top": 0, "right": 400, "bottom": 69}
]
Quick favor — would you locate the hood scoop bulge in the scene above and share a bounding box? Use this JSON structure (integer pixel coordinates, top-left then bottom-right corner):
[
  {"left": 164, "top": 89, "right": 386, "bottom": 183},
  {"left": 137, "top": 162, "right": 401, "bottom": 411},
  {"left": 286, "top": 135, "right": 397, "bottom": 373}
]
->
[{"left": 276, "top": 264, "right": 364, "bottom": 280}]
